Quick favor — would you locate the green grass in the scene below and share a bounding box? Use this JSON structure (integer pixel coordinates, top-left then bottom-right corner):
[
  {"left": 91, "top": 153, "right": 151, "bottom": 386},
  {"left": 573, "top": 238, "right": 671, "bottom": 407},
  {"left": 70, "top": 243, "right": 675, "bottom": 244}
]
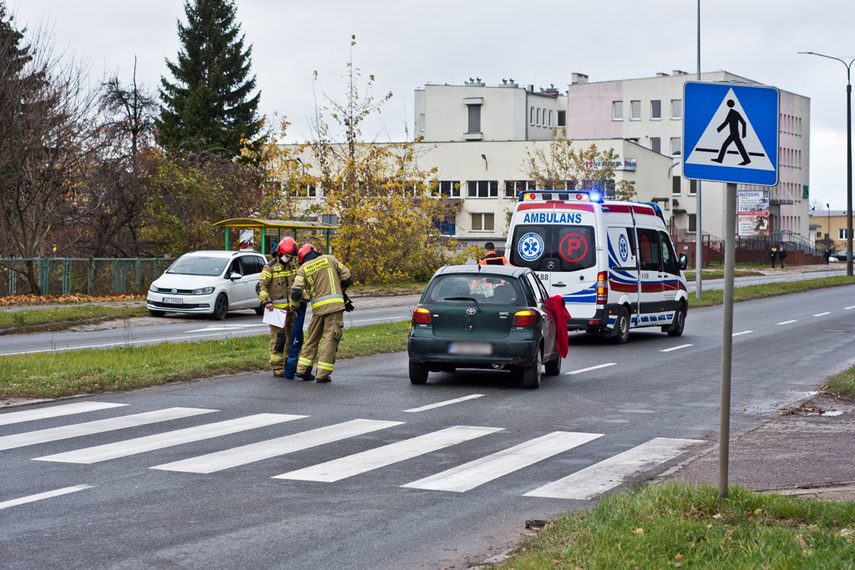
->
[
  {"left": 687, "top": 275, "right": 855, "bottom": 309},
  {"left": 0, "top": 304, "right": 149, "bottom": 334},
  {"left": 0, "top": 321, "right": 410, "bottom": 399},
  {"left": 825, "top": 367, "right": 855, "bottom": 397},
  {"left": 493, "top": 482, "right": 855, "bottom": 569}
]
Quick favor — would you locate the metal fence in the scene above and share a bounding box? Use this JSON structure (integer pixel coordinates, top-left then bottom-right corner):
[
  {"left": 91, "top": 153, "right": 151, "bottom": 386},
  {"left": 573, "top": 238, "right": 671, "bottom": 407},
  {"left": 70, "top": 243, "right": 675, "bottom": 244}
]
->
[{"left": 0, "top": 258, "right": 175, "bottom": 297}]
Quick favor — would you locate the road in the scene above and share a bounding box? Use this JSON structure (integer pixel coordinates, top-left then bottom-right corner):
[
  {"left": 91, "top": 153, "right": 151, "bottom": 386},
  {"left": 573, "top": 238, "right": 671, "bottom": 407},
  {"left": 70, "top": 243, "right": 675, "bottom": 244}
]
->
[{"left": 2, "top": 284, "right": 854, "bottom": 569}]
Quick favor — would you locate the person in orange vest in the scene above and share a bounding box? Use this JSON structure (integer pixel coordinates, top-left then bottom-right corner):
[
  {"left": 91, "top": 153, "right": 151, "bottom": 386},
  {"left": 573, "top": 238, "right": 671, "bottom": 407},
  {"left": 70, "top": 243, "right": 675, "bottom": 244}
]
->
[
  {"left": 289, "top": 243, "right": 353, "bottom": 383},
  {"left": 258, "top": 237, "right": 298, "bottom": 377},
  {"left": 478, "top": 242, "right": 508, "bottom": 265}
]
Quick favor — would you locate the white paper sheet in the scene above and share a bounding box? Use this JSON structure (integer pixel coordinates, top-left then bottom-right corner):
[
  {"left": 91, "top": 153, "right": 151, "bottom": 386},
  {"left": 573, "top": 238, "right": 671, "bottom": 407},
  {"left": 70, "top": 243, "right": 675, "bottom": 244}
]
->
[{"left": 262, "top": 308, "right": 288, "bottom": 327}]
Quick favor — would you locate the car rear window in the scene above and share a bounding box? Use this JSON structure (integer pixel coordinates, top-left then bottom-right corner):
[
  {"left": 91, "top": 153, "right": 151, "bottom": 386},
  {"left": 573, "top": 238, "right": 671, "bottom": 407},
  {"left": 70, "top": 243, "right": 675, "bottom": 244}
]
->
[
  {"left": 425, "top": 275, "right": 523, "bottom": 305},
  {"left": 166, "top": 256, "right": 228, "bottom": 276}
]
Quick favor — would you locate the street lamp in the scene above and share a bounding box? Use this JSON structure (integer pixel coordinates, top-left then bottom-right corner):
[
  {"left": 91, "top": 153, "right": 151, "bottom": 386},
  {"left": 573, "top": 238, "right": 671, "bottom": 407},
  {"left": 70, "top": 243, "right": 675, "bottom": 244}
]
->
[
  {"left": 827, "top": 203, "right": 831, "bottom": 248},
  {"left": 799, "top": 52, "right": 855, "bottom": 276}
]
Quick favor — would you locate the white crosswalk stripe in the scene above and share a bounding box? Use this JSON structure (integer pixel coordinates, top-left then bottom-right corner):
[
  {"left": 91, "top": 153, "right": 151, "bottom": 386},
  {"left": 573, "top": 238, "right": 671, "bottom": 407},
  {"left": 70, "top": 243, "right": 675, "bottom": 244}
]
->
[
  {"left": 0, "top": 485, "right": 94, "bottom": 510},
  {"left": 274, "top": 425, "right": 504, "bottom": 482},
  {"left": 402, "top": 431, "right": 603, "bottom": 493},
  {"left": 33, "top": 413, "right": 305, "bottom": 464},
  {"left": 0, "top": 402, "right": 127, "bottom": 427},
  {"left": 152, "top": 419, "right": 403, "bottom": 474},
  {"left": 0, "top": 407, "right": 217, "bottom": 452},
  {"left": 524, "top": 437, "right": 702, "bottom": 500}
]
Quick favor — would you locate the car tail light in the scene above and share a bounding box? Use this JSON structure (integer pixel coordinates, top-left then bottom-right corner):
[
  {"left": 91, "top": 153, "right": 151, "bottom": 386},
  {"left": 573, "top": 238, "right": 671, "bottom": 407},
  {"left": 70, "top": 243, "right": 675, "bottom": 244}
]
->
[
  {"left": 596, "top": 271, "right": 608, "bottom": 305},
  {"left": 512, "top": 310, "right": 537, "bottom": 327},
  {"left": 412, "top": 307, "right": 432, "bottom": 325}
]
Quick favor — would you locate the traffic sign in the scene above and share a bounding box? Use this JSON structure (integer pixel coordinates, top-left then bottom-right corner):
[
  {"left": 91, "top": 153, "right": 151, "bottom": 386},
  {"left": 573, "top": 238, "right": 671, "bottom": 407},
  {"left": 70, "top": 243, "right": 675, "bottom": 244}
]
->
[{"left": 683, "top": 82, "right": 779, "bottom": 186}]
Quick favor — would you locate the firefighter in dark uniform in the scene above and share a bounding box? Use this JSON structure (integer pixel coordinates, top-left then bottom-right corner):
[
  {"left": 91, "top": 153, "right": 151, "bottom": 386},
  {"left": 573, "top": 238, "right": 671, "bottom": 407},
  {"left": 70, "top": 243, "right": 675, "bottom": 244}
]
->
[
  {"left": 258, "top": 237, "right": 298, "bottom": 377},
  {"left": 289, "top": 243, "right": 353, "bottom": 383}
]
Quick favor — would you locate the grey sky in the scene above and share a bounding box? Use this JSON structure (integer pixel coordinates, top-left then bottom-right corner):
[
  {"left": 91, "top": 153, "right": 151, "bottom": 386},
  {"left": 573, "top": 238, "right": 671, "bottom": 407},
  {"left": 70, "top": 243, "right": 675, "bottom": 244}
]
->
[{"left": 9, "top": 0, "right": 855, "bottom": 210}]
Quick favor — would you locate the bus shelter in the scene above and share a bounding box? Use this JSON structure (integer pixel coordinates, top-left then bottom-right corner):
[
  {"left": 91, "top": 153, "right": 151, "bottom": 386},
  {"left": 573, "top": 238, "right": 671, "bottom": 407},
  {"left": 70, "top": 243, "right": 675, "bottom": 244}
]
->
[{"left": 213, "top": 218, "right": 338, "bottom": 255}]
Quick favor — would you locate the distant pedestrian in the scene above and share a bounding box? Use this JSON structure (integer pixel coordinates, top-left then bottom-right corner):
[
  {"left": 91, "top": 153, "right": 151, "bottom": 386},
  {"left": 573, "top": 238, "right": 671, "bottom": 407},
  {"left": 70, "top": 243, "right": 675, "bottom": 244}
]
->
[
  {"left": 825, "top": 246, "right": 832, "bottom": 265},
  {"left": 479, "top": 242, "right": 508, "bottom": 265},
  {"left": 769, "top": 245, "right": 778, "bottom": 268},
  {"left": 778, "top": 243, "right": 787, "bottom": 269}
]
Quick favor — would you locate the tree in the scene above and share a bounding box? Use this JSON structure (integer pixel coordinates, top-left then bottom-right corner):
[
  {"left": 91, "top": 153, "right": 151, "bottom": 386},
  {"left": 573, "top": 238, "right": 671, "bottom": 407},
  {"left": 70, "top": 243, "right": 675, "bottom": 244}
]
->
[
  {"left": 523, "top": 132, "right": 637, "bottom": 201},
  {"left": 301, "top": 37, "right": 467, "bottom": 284},
  {"left": 156, "top": 0, "right": 262, "bottom": 157},
  {"left": 100, "top": 57, "right": 158, "bottom": 168},
  {"left": 0, "top": 6, "right": 101, "bottom": 292}
]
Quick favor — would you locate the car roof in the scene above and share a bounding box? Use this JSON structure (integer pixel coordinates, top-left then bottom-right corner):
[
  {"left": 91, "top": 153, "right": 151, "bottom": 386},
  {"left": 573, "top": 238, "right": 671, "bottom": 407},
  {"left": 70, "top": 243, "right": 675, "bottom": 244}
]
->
[
  {"left": 180, "top": 250, "right": 263, "bottom": 259},
  {"left": 433, "top": 264, "right": 530, "bottom": 278}
]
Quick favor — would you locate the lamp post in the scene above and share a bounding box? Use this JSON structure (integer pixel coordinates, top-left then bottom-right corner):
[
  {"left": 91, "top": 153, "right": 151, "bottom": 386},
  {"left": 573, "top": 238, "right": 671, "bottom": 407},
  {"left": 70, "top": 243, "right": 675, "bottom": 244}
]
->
[
  {"left": 799, "top": 52, "right": 855, "bottom": 276},
  {"left": 827, "top": 203, "right": 831, "bottom": 248}
]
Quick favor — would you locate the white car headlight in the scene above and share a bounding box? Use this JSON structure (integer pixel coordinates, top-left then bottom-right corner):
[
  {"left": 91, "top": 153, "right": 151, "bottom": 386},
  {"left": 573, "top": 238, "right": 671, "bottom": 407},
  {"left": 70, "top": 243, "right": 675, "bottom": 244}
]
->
[
  {"left": 193, "top": 286, "right": 215, "bottom": 295},
  {"left": 149, "top": 282, "right": 158, "bottom": 292}
]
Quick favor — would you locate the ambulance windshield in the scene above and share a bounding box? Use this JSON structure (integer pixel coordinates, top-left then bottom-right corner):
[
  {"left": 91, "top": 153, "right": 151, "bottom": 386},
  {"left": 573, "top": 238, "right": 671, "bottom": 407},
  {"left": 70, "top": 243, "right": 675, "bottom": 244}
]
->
[{"left": 510, "top": 225, "right": 596, "bottom": 272}]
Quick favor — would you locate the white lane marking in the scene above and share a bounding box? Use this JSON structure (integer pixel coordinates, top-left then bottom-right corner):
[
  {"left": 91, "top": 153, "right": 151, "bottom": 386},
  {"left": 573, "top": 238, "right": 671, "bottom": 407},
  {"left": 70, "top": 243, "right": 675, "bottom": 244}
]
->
[
  {"left": 185, "top": 324, "right": 267, "bottom": 332},
  {"left": 777, "top": 320, "right": 798, "bottom": 325},
  {"left": 813, "top": 312, "right": 831, "bottom": 317},
  {"left": 34, "top": 414, "right": 305, "bottom": 464},
  {"left": 846, "top": 305, "right": 855, "bottom": 310},
  {"left": 404, "top": 394, "right": 485, "bottom": 413},
  {"left": 524, "top": 437, "right": 702, "bottom": 500},
  {"left": 0, "top": 485, "right": 93, "bottom": 510},
  {"left": 660, "top": 344, "right": 692, "bottom": 353},
  {"left": 566, "top": 363, "right": 616, "bottom": 376},
  {"left": 0, "top": 402, "right": 127, "bottom": 427},
  {"left": 275, "top": 425, "right": 504, "bottom": 482},
  {"left": 732, "top": 330, "right": 753, "bottom": 337},
  {"left": 0, "top": 408, "right": 217, "bottom": 452},
  {"left": 152, "top": 419, "right": 402, "bottom": 474},
  {"left": 402, "top": 431, "right": 602, "bottom": 493}
]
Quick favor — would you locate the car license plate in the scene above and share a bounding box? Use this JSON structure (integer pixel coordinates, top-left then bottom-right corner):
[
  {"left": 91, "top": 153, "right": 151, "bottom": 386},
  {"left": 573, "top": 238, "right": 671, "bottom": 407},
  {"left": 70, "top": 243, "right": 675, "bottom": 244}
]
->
[
  {"left": 163, "top": 297, "right": 183, "bottom": 305},
  {"left": 448, "top": 342, "right": 492, "bottom": 355}
]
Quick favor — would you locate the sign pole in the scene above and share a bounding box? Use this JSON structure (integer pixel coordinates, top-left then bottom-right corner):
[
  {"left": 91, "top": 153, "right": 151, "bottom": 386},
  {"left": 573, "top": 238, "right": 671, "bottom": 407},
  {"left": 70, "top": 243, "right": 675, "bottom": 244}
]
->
[{"left": 718, "top": 182, "right": 737, "bottom": 498}]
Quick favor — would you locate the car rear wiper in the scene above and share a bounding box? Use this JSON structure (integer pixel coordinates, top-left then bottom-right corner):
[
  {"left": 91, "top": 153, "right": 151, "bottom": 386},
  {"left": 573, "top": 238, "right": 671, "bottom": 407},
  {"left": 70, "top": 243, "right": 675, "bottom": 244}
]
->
[{"left": 443, "top": 296, "right": 481, "bottom": 313}]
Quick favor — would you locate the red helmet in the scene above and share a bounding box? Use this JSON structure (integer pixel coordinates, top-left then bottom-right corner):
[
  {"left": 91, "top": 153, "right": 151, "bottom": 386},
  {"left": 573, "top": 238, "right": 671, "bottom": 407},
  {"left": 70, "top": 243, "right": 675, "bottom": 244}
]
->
[
  {"left": 297, "top": 243, "right": 318, "bottom": 264},
  {"left": 274, "top": 237, "right": 298, "bottom": 259}
]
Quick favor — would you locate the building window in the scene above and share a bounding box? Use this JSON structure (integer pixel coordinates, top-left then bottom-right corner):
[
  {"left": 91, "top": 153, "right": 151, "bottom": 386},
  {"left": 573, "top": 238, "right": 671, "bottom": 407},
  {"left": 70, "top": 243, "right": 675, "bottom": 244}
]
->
[
  {"left": 296, "top": 183, "right": 317, "bottom": 197},
  {"left": 548, "top": 110, "right": 553, "bottom": 128},
  {"left": 557, "top": 110, "right": 566, "bottom": 127},
  {"left": 530, "top": 107, "right": 535, "bottom": 125},
  {"left": 419, "top": 113, "right": 425, "bottom": 132},
  {"left": 688, "top": 213, "right": 697, "bottom": 233},
  {"left": 689, "top": 180, "right": 698, "bottom": 196},
  {"left": 467, "top": 105, "right": 481, "bottom": 134},
  {"left": 433, "top": 180, "right": 460, "bottom": 198},
  {"left": 840, "top": 228, "right": 850, "bottom": 240},
  {"left": 672, "top": 176, "right": 681, "bottom": 195},
  {"left": 671, "top": 99, "right": 682, "bottom": 119},
  {"left": 651, "top": 137, "right": 661, "bottom": 154},
  {"left": 536, "top": 108, "right": 541, "bottom": 127},
  {"left": 630, "top": 100, "right": 641, "bottom": 120},
  {"left": 612, "top": 101, "right": 623, "bottom": 121},
  {"left": 651, "top": 100, "right": 662, "bottom": 120},
  {"left": 467, "top": 180, "right": 498, "bottom": 198},
  {"left": 505, "top": 180, "right": 534, "bottom": 198},
  {"left": 670, "top": 137, "right": 681, "bottom": 157},
  {"left": 471, "top": 213, "right": 495, "bottom": 232}
]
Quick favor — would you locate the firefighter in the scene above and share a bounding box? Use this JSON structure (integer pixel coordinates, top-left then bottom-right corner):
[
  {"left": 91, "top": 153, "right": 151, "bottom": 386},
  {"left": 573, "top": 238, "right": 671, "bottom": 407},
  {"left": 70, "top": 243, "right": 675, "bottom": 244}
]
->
[
  {"left": 258, "top": 237, "right": 298, "bottom": 377},
  {"left": 289, "top": 243, "right": 353, "bottom": 383}
]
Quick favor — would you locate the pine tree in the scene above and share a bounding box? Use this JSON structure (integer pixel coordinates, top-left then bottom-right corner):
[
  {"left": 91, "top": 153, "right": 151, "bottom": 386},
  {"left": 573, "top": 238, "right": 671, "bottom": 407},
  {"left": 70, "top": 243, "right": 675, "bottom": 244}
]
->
[{"left": 156, "top": 0, "right": 262, "bottom": 157}]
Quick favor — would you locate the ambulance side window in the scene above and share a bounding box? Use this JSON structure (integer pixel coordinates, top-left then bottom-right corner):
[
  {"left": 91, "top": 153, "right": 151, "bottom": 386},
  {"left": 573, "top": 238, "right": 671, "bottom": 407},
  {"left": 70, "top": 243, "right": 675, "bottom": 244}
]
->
[
  {"left": 637, "top": 228, "right": 661, "bottom": 271},
  {"left": 660, "top": 231, "right": 679, "bottom": 275}
]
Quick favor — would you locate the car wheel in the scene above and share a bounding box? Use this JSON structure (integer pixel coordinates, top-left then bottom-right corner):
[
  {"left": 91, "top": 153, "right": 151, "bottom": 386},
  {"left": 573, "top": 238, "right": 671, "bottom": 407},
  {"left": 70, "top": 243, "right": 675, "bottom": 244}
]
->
[
  {"left": 212, "top": 294, "right": 229, "bottom": 320},
  {"left": 667, "top": 302, "right": 687, "bottom": 337},
  {"left": 255, "top": 303, "right": 265, "bottom": 316},
  {"left": 611, "top": 306, "right": 630, "bottom": 344},
  {"left": 544, "top": 353, "right": 562, "bottom": 376},
  {"left": 149, "top": 309, "right": 165, "bottom": 318},
  {"left": 520, "top": 347, "right": 542, "bottom": 389},
  {"left": 409, "top": 361, "right": 429, "bottom": 385}
]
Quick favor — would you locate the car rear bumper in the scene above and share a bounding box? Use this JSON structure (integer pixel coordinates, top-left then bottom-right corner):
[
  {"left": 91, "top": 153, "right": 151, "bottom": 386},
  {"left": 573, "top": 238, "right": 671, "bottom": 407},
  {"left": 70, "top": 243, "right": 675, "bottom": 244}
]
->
[{"left": 408, "top": 337, "right": 540, "bottom": 368}]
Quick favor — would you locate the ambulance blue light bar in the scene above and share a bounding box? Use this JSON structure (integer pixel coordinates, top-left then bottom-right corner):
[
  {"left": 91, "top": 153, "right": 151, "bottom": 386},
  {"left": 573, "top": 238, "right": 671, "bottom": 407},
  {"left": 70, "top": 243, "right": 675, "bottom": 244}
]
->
[{"left": 518, "top": 190, "right": 604, "bottom": 203}]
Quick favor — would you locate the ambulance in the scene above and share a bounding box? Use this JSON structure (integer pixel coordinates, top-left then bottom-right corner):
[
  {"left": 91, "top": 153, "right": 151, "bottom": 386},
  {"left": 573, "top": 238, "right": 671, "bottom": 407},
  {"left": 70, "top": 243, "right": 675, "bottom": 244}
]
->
[{"left": 504, "top": 190, "right": 689, "bottom": 343}]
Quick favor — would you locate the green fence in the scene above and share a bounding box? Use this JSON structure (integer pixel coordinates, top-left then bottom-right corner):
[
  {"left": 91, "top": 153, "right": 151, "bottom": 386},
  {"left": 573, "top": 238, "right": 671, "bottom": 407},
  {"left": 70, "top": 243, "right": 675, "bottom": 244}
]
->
[{"left": 0, "top": 258, "right": 175, "bottom": 297}]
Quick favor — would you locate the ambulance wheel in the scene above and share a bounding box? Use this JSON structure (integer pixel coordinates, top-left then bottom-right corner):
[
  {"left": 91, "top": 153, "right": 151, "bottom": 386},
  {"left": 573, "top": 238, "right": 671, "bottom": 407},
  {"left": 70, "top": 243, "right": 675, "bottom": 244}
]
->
[
  {"left": 409, "top": 361, "right": 429, "bottom": 384},
  {"left": 212, "top": 294, "right": 229, "bottom": 320},
  {"left": 520, "top": 347, "right": 542, "bottom": 389},
  {"left": 611, "top": 306, "right": 630, "bottom": 344},
  {"left": 666, "top": 302, "right": 687, "bottom": 337},
  {"left": 545, "top": 353, "right": 562, "bottom": 376}
]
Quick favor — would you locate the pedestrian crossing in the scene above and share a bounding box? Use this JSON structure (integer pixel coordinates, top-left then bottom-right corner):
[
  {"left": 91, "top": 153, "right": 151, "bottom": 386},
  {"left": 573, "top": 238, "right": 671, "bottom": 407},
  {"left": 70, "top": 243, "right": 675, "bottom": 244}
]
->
[{"left": 2, "top": 402, "right": 702, "bottom": 502}]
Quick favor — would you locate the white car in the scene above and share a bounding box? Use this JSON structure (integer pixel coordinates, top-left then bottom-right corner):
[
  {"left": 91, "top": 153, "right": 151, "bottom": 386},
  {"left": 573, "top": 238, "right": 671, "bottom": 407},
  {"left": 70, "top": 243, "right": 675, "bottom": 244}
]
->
[{"left": 146, "top": 250, "right": 267, "bottom": 319}]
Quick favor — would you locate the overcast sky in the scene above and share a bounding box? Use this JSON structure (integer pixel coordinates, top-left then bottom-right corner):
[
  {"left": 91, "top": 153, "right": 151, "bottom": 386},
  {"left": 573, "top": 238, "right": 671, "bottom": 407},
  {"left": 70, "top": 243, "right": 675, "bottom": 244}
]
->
[{"left": 8, "top": 0, "right": 855, "bottom": 210}]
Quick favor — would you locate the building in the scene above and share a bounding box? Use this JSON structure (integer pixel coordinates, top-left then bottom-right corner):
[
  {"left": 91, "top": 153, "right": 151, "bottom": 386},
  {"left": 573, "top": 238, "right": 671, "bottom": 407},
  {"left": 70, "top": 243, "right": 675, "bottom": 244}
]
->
[
  {"left": 565, "top": 70, "right": 811, "bottom": 245},
  {"left": 810, "top": 208, "right": 851, "bottom": 253}
]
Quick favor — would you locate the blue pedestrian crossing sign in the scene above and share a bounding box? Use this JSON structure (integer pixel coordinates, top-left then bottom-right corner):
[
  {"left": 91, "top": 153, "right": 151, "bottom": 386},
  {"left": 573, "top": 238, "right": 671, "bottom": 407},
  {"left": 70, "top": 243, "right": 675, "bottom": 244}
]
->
[{"left": 683, "top": 82, "right": 779, "bottom": 186}]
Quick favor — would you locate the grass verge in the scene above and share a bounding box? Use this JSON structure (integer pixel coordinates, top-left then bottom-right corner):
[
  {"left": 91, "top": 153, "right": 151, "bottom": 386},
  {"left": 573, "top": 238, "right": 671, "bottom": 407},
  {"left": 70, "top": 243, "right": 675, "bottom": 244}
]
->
[
  {"left": 494, "top": 482, "right": 855, "bottom": 569},
  {"left": 0, "top": 321, "right": 410, "bottom": 399},
  {"left": 687, "top": 275, "right": 855, "bottom": 309},
  {"left": 0, "top": 304, "right": 149, "bottom": 334}
]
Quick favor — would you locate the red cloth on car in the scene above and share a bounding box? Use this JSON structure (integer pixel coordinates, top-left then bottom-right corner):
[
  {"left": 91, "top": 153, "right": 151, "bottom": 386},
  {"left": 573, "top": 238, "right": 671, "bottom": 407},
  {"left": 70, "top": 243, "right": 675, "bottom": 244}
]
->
[{"left": 546, "top": 295, "right": 570, "bottom": 358}]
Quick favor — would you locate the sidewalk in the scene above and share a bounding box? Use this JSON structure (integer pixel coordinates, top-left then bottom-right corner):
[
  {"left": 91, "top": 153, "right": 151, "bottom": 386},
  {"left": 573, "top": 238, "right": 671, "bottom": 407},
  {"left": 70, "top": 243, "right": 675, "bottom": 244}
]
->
[{"left": 659, "top": 392, "right": 855, "bottom": 501}]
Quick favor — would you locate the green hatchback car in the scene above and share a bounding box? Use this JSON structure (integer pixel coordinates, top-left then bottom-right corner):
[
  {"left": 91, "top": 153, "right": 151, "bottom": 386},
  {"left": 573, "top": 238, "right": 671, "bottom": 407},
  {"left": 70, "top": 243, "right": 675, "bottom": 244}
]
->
[{"left": 407, "top": 264, "right": 562, "bottom": 389}]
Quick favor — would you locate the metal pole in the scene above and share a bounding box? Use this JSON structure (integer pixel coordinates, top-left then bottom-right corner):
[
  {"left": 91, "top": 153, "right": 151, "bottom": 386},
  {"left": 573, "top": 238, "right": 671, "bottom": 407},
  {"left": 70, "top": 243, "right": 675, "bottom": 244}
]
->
[
  {"left": 695, "top": 0, "right": 703, "bottom": 299},
  {"left": 718, "top": 182, "right": 737, "bottom": 498},
  {"left": 846, "top": 78, "right": 853, "bottom": 276}
]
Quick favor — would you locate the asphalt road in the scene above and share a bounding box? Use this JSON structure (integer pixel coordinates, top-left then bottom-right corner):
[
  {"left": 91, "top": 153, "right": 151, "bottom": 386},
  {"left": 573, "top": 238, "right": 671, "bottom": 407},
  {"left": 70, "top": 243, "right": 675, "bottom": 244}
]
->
[{"left": 2, "top": 284, "right": 854, "bottom": 569}]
